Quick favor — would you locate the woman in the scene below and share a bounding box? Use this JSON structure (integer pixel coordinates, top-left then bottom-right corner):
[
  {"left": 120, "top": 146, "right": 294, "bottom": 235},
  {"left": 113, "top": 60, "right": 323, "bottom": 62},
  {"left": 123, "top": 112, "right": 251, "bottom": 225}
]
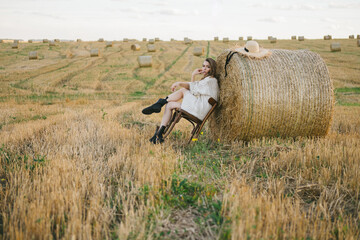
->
[{"left": 142, "top": 58, "right": 219, "bottom": 144}]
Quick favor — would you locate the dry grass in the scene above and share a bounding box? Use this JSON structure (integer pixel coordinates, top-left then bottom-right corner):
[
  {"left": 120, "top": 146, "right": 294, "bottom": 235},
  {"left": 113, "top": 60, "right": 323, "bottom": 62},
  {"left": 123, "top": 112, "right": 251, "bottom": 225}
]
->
[{"left": 0, "top": 39, "right": 359, "bottom": 239}]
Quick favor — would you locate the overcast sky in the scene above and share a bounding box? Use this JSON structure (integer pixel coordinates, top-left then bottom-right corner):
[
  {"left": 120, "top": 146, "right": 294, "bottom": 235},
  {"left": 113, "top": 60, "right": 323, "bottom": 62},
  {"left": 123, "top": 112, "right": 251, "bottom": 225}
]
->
[{"left": 0, "top": 0, "right": 359, "bottom": 41}]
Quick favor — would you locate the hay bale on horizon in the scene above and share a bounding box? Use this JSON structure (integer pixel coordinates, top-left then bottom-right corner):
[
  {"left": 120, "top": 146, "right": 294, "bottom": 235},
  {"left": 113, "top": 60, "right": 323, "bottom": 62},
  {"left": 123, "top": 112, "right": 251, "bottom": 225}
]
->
[
  {"left": 357, "top": 40, "right": 360, "bottom": 47},
  {"left": 298, "top": 36, "right": 305, "bottom": 41},
  {"left": 223, "top": 37, "right": 229, "bottom": 43},
  {"left": 349, "top": 35, "right": 354, "bottom": 39},
  {"left": 247, "top": 36, "right": 253, "bottom": 40},
  {"left": 270, "top": 37, "right": 277, "bottom": 43},
  {"left": 147, "top": 44, "right": 156, "bottom": 52},
  {"left": 131, "top": 44, "right": 140, "bottom": 51},
  {"left": 239, "top": 37, "right": 243, "bottom": 40},
  {"left": 28, "top": 40, "right": 33, "bottom": 43},
  {"left": 12, "top": 42, "right": 19, "bottom": 49},
  {"left": 54, "top": 39, "right": 60, "bottom": 43},
  {"left": 324, "top": 35, "right": 332, "bottom": 40},
  {"left": 142, "top": 38, "right": 147, "bottom": 42},
  {"left": 77, "top": 39, "right": 82, "bottom": 42},
  {"left": 330, "top": 43, "right": 341, "bottom": 52},
  {"left": 170, "top": 38, "right": 175, "bottom": 41},
  {"left": 184, "top": 38, "right": 192, "bottom": 44},
  {"left": 106, "top": 41, "right": 113, "bottom": 47},
  {"left": 29, "top": 51, "right": 38, "bottom": 60},
  {"left": 98, "top": 38, "right": 104, "bottom": 42},
  {"left": 123, "top": 38, "right": 129, "bottom": 42},
  {"left": 149, "top": 39, "right": 155, "bottom": 44},
  {"left": 268, "top": 36, "right": 272, "bottom": 40},
  {"left": 208, "top": 49, "right": 334, "bottom": 142},
  {"left": 193, "top": 46, "right": 204, "bottom": 56},
  {"left": 357, "top": 35, "right": 360, "bottom": 39},
  {"left": 291, "top": 36, "right": 297, "bottom": 40},
  {"left": 155, "top": 37, "right": 160, "bottom": 42},
  {"left": 138, "top": 56, "right": 152, "bottom": 67},
  {"left": 90, "top": 49, "right": 100, "bottom": 57},
  {"left": 49, "top": 41, "right": 56, "bottom": 46},
  {"left": 43, "top": 39, "right": 49, "bottom": 43},
  {"left": 214, "top": 37, "right": 219, "bottom": 41}
]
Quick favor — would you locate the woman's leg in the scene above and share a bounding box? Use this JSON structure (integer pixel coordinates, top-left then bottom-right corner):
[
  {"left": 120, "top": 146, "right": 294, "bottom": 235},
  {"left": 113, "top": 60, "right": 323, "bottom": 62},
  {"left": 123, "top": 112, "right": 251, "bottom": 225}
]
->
[
  {"left": 166, "top": 88, "right": 188, "bottom": 102},
  {"left": 160, "top": 101, "right": 181, "bottom": 126}
]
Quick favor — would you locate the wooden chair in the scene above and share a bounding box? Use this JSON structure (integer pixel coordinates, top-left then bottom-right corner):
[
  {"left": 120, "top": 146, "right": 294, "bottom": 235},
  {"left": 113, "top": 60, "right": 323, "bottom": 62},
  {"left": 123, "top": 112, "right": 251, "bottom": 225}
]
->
[{"left": 163, "top": 97, "right": 217, "bottom": 144}]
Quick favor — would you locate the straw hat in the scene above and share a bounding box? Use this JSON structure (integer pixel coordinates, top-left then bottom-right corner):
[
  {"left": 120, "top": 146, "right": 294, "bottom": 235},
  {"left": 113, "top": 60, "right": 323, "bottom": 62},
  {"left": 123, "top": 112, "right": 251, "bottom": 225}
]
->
[{"left": 235, "top": 40, "right": 271, "bottom": 59}]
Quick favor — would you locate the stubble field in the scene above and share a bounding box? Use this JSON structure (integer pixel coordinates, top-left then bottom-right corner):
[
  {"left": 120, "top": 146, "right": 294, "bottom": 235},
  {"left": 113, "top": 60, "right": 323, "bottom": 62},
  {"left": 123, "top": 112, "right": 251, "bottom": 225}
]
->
[{"left": 0, "top": 38, "right": 359, "bottom": 239}]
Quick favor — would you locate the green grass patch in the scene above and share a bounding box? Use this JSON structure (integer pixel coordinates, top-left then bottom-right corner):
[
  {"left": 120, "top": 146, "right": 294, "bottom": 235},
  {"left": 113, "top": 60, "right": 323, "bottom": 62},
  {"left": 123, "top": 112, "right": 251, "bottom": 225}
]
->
[{"left": 335, "top": 87, "right": 360, "bottom": 93}]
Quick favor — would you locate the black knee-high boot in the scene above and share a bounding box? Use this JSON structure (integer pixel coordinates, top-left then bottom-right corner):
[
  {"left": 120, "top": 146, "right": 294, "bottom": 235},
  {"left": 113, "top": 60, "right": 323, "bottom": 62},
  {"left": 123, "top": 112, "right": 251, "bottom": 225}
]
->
[
  {"left": 156, "top": 126, "right": 166, "bottom": 144},
  {"left": 142, "top": 97, "right": 168, "bottom": 115},
  {"left": 149, "top": 126, "right": 159, "bottom": 144}
]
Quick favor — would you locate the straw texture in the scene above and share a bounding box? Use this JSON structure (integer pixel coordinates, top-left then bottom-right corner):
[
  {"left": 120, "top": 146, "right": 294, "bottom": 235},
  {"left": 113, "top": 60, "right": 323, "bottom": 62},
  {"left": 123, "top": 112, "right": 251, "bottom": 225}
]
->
[
  {"left": 209, "top": 49, "right": 334, "bottom": 142},
  {"left": 138, "top": 56, "right": 152, "bottom": 67},
  {"left": 29, "top": 51, "right": 38, "bottom": 60},
  {"left": 330, "top": 43, "right": 341, "bottom": 52}
]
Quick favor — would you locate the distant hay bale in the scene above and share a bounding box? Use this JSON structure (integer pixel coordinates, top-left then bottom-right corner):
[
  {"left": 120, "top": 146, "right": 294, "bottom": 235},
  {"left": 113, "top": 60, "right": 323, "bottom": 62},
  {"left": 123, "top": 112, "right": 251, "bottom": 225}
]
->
[
  {"left": 357, "top": 40, "right": 360, "bottom": 47},
  {"left": 149, "top": 39, "right": 155, "bottom": 44},
  {"left": 14, "top": 40, "right": 19, "bottom": 44},
  {"left": 106, "top": 41, "right": 113, "bottom": 47},
  {"left": 123, "top": 38, "right": 129, "bottom": 42},
  {"left": 268, "top": 36, "right": 272, "bottom": 40},
  {"left": 330, "top": 43, "right": 341, "bottom": 52},
  {"left": 28, "top": 40, "right": 33, "bottom": 43},
  {"left": 155, "top": 38, "right": 160, "bottom": 42},
  {"left": 49, "top": 41, "right": 56, "bottom": 46},
  {"left": 193, "top": 46, "right": 204, "bottom": 56},
  {"left": 54, "top": 39, "right": 60, "bottom": 43},
  {"left": 247, "top": 36, "right": 252, "bottom": 40},
  {"left": 170, "top": 38, "right": 175, "bottom": 41},
  {"left": 357, "top": 35, "right": 360, "bottom": 39},
  {"left": 12, "top": 42, "right": 19, "bottom": 49},
  {"left": 90, "top": 49, "right": 100, "bottom": 57},
  {"left": 223, "top": 37, "right": 229, "bottom": 43},
  {"left": 214, "top": 37, "right": 219, "bottom": 41},
  {"left": 184, "top": 38, "right": 192, "bottom": 44},
  {"left": 298, "top": 36, "right": 305, "bottom": 41},
  {"left": 142, "top": 38, "right": 147, "bottom": 42},
  {"left": 138, "top": 56, "right": 152, "bottom": 67},
  {"left": 147, "top": 44, "right": 156, "bottom": 52},
  {"left": 77, "top": 39, "right": 82, "bottom": 42},
  {"left": 239, "top": 37, "right": 243, "bottom": 40},
  {"left": 131, "top": 44, "right": 140, "bottom": 51},
  {"left": 209, "top": 49, "right": 334, "bottom": 142},
  {"left": 270, "top": 37, "right": 277, "bottom": 43},
  {"left": 29, "top": 51, "right": 38, "bottom": 60},
  {"left": 43, "top": 39, "right": 49, "bottom": 43},
  {"left": 184, "top": 37, "right": 189, "bottom": 41},
  {"left": 349, "top": 35, "right": 354, "bottom": 39},
  {"left": 291, "top": 36, "right": 297, "bottom": 40},
  {"left": 324, "top": 35, "right": 332, "bottom": 40},
  {"left": 98, "top": 38, "right": 104, "bottom": 42}
]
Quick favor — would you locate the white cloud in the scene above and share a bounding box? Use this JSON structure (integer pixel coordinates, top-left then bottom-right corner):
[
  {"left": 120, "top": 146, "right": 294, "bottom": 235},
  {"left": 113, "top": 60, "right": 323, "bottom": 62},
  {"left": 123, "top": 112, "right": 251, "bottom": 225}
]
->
[
  {"left": 250, "top": 3, "right": 321, "bottom": 11},
  {"left": 258, "top": 16, "right": 286, "bottom": 23},
  {"left": 328, "top": 2, "right": 360, "bottom": 9}
]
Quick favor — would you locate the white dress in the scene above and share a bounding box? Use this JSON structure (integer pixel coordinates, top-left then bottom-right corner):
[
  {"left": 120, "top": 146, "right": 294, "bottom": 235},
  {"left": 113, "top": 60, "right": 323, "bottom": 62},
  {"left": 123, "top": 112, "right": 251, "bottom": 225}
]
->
[{"left": 180, "top": 76, "right": 219, "bottom": 120}]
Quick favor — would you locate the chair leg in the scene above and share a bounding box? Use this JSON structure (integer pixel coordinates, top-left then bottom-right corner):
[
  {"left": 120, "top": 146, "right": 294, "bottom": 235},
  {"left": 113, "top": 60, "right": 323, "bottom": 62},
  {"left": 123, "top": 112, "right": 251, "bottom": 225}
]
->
[{"left": 163, "top": 112, "right": 182, "bottom": 139}]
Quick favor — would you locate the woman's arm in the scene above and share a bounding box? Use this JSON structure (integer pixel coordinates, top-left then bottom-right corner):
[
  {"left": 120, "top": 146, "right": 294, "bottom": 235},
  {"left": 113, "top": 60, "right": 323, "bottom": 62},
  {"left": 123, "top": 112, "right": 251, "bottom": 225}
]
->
[{"left": 171, "top": 82, "right": 190, "bottom": 92}]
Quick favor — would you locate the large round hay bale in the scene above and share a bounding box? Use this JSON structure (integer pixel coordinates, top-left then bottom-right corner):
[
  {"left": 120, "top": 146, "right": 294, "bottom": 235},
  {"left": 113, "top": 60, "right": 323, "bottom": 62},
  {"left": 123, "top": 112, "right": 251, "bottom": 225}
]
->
[
  {"left": 357, "top": 40, "right": 360, "bottom": 47},
  {"left": 209, "top": 49, "right": 334, "bottom": 142},
  {"left": 90, "top": 49, "right": 100, "bottom": 57},
  {"left": 330, "top": 43, "right": 341, "bottom": 52},
  {"left": 147, "top": 44, "right": 156, "bottom": 52},
  {"left": 223, "top": 37, "right": 229, "bottom": 43},
  {"left": 193, "top": 46, "right": 204, "bottom": 56},
  {"left": 214, "top": 37, "right": 219, "bottom": 41},
  {"left": 138, "top": 56, "right": 152, "bottom": 67},
  {"left": 131, "top": 44, "right": 140, "bottom": 51},
  {"left": 291, "top": 36, "right": 297, "bottom": 40},
  {"left": 29, "top": 51, "right": 38, "bottom": 60},
  {"left": 298, "top": 36, "right": 305, "bottom": 41},
  {"left": 149, "top": 39, "right": 155, "bottom": 44},
  {"left": 349, "top": 35, "right": 354, "bottom": 39}
]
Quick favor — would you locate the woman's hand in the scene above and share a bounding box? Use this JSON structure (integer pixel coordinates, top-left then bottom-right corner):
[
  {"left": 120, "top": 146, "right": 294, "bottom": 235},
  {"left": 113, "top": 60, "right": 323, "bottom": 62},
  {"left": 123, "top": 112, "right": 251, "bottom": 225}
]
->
[
  {"left": 171, "top": 82, "right": 180, "bottom": 92},
  {"left": 192, "top": 68, "right": 203, "bottom": 77}
]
